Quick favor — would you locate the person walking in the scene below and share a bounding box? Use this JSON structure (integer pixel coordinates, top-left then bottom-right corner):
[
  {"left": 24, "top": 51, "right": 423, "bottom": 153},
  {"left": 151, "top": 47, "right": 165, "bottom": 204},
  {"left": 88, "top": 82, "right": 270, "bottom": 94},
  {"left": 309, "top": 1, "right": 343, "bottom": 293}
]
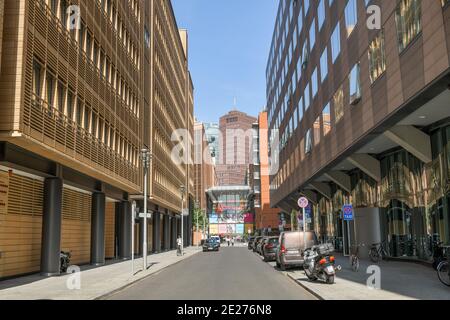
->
[
  {"left": 177, "top": 235, "right": 182, "bottom": 256},
  {"left": 231, "top": 237, "right": 235, "bottom": 247},
  {"left": 227, "top": 237, "right": 230, "bottom": 247}
]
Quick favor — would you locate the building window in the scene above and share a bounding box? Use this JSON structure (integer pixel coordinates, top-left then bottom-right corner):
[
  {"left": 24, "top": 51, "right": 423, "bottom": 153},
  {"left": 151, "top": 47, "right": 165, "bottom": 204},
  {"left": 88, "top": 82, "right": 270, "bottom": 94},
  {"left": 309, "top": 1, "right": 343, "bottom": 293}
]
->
[
  {"left": 46, "top": 72, "right": 55, "bottom": 108},
  {"left": 442, "top": 0, "right": 450, "bottom": 7},
  {"left": 32, "top": 59, "right": 42, "bottom": 97},
  {"left": 311, "top": 68, "right": 318, "bottom": 98},
  {"left": 320, "top": 46, "right": 328, "bottom": 82},
  {"left": 57, "top": 81, "right": 66, "bottom": 113},
  {"left": 349, "top": 63, "right": 361, "bottom": 105},
  {"left": 331, "top": 22, "right": 341, "bottom": 63},
  {"left": 67, "top": 91, "right": 74, "bottom": 121},
  {"left": 304, "top": 82, "right": 310, "bottom": 110},
  {"left": 368, "top": 31, "right": 386, "bottom": 83},
  {"left": 345, "top": 0, "right": 358, "bottom": 37},
  {"left": 395, "top": 0, "right": 422, "bottom": 52},
  {"left": 322, "top": 103, "right": 331, "bottom": 136},
  {"left": 314, "top": 115, "right": 321, "bottom": 146},
  {"left": 309, "top": 18, "right": 316, "bottom": 50},
  {"left": 305, "top": 129, "right": 312, "bottom": 154},
  {"left": 318, "top": 0, "right": 326, "bottom": 31},
  {"left": 333, "top": 85, "right": 344, "bottom": 123}
]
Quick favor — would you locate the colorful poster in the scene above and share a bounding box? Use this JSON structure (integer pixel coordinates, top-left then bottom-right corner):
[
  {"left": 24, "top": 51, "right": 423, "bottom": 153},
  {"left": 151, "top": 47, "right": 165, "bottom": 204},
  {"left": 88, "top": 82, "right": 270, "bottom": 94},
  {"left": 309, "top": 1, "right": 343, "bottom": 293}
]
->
[
  {"left": 236, "top": 224, "right": 244, "bottom": 234},
  {"left": 226, "top": 224, "right": 236, "bottom": 234},
  {"left": 209, "top": 224, "right": 219, "bottom": 235},
  {"left": 245, "top": 224, "right": 254, "bottom": 234},
  {"left": 209, "top": 214, "right": 219, "bottom": 223},
  {"left": 218, "top": 224, "right": 227, "bottom": 234},
  {"left": 244, "top": 213, "right": 254, "bottom": 223}
]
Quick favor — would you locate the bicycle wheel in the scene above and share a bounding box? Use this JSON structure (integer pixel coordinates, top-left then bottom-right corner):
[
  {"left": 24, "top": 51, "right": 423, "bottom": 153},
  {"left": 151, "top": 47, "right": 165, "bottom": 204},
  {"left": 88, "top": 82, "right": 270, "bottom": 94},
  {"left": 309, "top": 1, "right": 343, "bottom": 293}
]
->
[{"left": 437, "top": 261, "right": 450, "bottom": 287}]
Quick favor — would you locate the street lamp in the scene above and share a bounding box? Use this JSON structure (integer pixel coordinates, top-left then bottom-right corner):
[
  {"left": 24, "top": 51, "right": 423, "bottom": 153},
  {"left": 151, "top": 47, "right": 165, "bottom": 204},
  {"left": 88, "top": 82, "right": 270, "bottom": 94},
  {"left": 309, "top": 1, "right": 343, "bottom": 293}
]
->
[
  {"left": 180, "top": 185, "right": 186, "bottom": 256},
  {"left": 141, "top": 148, "right": 152, "bottom": 270},
  {"left": 195, "top": 200, "right": 199, "bottom": 246}
]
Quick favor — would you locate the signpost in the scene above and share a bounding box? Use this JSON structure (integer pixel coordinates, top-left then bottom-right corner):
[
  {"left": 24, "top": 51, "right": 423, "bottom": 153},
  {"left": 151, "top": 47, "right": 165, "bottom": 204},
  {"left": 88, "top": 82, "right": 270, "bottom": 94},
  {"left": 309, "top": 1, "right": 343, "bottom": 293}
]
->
[
  {"left": 298, "top": 197, "right": 309, "bottom": 254},
  {"left": 343, "top": 204, "right": 354, "bottom": 257}
]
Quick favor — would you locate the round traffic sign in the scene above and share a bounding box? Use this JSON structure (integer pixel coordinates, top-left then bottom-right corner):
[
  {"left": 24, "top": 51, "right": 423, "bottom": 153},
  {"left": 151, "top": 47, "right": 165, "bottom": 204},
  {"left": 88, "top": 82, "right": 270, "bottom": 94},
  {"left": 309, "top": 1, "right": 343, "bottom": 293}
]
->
[{"left": 298, "top": 197, "right": 309, "bottom": 209}]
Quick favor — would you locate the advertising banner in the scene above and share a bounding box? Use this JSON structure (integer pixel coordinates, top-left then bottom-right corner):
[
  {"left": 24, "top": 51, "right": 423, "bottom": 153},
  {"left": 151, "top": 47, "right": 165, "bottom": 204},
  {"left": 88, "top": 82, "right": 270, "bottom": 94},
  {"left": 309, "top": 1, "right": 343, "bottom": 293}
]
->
[
  {"left": 244, "top": 213, "right": 254, "bottom": 223},
  {"left": 218, "top": 224, "right": 227, "bottom": 234},
  {"left": 236, "top": 224, "right": 244, "bottom": 234},
  {"left": 245, "top": 224, "right": 254, "bottom": 234},
  {"left": 209, "top": 214, "right": 219, "bottom": 224},
  {"left": 209, "top": 224, "right": 219, "bottom": 235},
  {"left": 226, "top": 224, "right": 236, "bottom": 234}
]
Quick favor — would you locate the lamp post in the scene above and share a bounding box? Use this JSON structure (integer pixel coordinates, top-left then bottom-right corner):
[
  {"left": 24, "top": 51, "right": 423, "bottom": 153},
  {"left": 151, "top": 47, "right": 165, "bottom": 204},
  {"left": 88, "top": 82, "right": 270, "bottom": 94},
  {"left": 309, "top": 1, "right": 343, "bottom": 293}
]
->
[
  {"left": 195, "top": 200, "right": 199, "bottom": 246},
  {"left": 180, "top": 185, "right": 186, "bottom": 255},
  {"left": 141, "top": 149, "right": 151, "bottom": 270}
]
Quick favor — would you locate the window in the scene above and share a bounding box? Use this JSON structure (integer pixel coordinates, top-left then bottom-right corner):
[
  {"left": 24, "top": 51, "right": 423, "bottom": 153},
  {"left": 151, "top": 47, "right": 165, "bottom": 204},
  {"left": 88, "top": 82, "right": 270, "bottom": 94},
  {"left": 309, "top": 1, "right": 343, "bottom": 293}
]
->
[
  {"left": 314, "top": 115, "right": 321, "bottom": 146},
  {"left": 76, "top": 98, "right": 83, "bottom": 126},
  {"left": 309, "top": 18, "right": 316, "bottom": 50},
  {"left": 331, "top": 22, "right": 341, "bottom": 63},
  {"left": 46, "top": 72, "right": 55, "bottom": 108},
  {"left": 57, "top": 81, "right": 65, "bottom": 113},
  {"left": 302, "top": 41, "right": 309, "bottom": 69},
  {"left": 304, "top": 82, "right": 310, "bottom": 110},
  {"left": 333, "top": 85, "right": 344, "bottom": 123},
  {"left": 320, "top": 46, "right": 328, "bottom": 82},
  {"left": 32, "top": 59, "right": 42, "bottom": 97},
  {"left": 67, "top": 91, "right": 74, "bottom": 121},
  {"left": 349, "top": 63, "right": 361, "bottom": 105},
  {"left": 442, "top": 0, "right": 450, "bottom": 7},
  {"left": 322, "top": 103, "right": 331, "bottom": 136},
  {"left": 298, "top": 96, "right": 304, "bottom": 121},
  {"left": 345, "top": 0, "right": 358, "bottom": 37},
  {"left": 368, "top": 31, "right": 386, "bottom": 83},
  {"left": 395, "top": 0, "right": 422, "bottom": 52},
  {"left": 318, "top": 0, "right": 326, "bottom": 31},
  {"left": 305, "top": 129, "right": 312, "bottom": 154},
  {"left": 311, "top": 68, "right": 318, "bottom": 98},
  {"left": 84, "top": 105, "right": 90, "bottom": 131}
]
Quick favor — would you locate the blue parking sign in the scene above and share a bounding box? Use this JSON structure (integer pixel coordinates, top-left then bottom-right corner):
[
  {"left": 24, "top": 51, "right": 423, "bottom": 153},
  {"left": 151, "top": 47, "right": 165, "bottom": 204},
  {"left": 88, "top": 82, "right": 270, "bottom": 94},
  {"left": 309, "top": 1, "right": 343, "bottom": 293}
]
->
[{"left": 343, "top": 204, "right": 354, "bottom": 221}]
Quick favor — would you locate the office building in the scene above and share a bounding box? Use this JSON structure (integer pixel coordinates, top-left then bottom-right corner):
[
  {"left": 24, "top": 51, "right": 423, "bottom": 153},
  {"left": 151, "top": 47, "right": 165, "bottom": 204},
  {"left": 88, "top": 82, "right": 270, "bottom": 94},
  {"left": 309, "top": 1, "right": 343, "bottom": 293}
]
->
[{"left": 266, "top": 0, "right": 450, "bottom": 259}]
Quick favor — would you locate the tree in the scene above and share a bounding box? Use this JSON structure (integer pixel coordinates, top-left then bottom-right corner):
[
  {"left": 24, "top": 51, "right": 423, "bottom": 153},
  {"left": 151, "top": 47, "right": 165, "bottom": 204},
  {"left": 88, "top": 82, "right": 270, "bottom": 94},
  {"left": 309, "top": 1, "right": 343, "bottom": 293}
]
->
[{"left": 192, "top": 206, "right": 207, "bottom": 232}]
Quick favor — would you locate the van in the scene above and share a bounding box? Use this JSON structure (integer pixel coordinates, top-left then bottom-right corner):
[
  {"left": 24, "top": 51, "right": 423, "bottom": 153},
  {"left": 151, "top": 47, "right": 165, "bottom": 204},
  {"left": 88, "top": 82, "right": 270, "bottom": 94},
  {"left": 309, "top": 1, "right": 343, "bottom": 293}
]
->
[{"left": 276, "top": 231, "right": 318, "bottom": 270}]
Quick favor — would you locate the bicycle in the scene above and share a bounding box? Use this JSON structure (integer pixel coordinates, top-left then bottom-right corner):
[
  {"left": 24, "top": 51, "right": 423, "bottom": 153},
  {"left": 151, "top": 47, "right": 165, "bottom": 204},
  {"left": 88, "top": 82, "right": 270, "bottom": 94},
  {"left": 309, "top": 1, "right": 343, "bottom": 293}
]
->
[
  {"left": 437, "top": 245, "right": 450, "bottom": 287},
  {"left": 369, "top": 241, "right": 389, "bottom": 263},
  {"left": 349, "top": 243, "right": 365, "bottom": 272}
]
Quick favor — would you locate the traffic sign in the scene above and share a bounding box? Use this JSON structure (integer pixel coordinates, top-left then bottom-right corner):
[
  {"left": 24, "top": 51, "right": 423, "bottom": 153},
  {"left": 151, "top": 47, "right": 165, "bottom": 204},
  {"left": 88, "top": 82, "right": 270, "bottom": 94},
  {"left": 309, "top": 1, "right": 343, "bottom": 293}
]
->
[
  {"left": 298, "top": 197, "right": 309, "bottom": 208},
  {"left": 343, "top": 204, "right": 354, "bottom": 221}
]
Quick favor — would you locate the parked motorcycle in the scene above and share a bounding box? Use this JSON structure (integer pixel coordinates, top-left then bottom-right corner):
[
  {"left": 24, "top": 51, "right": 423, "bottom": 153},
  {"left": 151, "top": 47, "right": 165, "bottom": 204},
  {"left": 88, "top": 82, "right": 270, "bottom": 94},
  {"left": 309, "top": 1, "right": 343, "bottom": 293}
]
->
[
  {"left": 60, "top": 251, "right": 71, "bottom": 273},
  {"left": 303, "top": 243, "right": 339, "bottom": 284}
]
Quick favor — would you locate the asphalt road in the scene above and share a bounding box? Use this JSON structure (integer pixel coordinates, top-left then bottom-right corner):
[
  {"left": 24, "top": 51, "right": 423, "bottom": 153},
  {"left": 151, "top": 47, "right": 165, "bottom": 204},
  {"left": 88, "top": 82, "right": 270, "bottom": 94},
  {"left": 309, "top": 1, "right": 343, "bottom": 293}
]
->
[{"left": 107, "top": 247, "right": 316, "bottom": 300}]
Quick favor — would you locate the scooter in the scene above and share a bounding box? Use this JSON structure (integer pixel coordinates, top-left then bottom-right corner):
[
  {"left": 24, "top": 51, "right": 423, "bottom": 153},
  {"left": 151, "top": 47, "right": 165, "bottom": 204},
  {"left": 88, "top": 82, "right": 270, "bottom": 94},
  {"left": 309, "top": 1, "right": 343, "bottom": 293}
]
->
[
  {"left": 303, "top": 243, "right": 340, "bottom": 284},
  {"left": 60, "top": 251, "right": 71, "bottom": 273}
]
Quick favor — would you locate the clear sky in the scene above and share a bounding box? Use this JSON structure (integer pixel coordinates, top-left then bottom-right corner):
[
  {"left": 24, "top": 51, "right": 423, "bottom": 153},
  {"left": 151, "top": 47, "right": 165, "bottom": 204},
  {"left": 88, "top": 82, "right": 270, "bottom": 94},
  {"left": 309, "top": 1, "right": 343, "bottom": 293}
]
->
[{"left": 172, "top": 0, "right": 278, "bottom": 124}]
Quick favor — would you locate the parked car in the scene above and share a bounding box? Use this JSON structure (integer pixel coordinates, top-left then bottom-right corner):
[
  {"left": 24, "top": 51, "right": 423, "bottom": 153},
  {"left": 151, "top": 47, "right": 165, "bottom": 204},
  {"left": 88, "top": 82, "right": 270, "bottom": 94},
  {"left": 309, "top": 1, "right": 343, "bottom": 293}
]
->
[
  {"left": 257, "top": 237, "right": 268, "bottom": 255},
  {"left": 276, "top": 231, "right": 318, "bottom": 271},
  {"left": 262, "top": 237, "right": 279, "bottom": 262},
  {"left": 203, "top": 238, "right": 220, "bottom": 252},
  {"left": 252, "top": 236, "right": 263, "bottom": 252},
  {"left": 210, "top": 235, "right": 221, "bottom": 247},
  {"left": 247, "top": 236, "right": 255, "bottom": 250}
]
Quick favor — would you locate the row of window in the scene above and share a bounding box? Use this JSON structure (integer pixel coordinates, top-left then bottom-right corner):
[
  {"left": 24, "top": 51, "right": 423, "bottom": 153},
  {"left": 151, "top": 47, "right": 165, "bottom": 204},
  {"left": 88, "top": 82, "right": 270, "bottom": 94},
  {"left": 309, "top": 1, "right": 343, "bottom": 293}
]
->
[
  {"left": 268, "top": 0, "right": 425, "bottom": 156},
  {"left": 32, "top": 58, "right": 139, "bottom": 167}
]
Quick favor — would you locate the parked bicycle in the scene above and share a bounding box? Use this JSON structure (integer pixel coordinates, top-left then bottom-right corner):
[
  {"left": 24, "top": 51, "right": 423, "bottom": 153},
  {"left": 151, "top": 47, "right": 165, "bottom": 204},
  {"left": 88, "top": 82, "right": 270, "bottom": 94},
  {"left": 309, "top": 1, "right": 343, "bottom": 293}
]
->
[
  {"left": 349, "top": 243, "right": 365, "bottom": 272},
  {"left": 437, "top": 245, "right": 450, "bottom": 287},
  {"left": 369, "top": 241, "right": 389, "bottom": 263}
]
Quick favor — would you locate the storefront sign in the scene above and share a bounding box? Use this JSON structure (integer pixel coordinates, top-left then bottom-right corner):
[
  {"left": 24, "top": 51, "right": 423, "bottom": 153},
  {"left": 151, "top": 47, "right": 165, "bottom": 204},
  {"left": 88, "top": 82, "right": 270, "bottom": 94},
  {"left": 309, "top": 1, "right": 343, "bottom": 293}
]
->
[{"left": 343, "top": 204, "right": 354, "bottom": 221}]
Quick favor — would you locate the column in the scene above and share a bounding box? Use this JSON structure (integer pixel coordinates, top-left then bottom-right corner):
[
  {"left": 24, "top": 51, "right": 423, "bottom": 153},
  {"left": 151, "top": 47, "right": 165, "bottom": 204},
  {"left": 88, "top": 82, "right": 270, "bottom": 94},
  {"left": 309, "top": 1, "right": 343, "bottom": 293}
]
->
[
  {"left": 152, "top": 211, "right": 161, "bottom": 253},
  {"left": 163, "top": 215, "right": 170, "bottom": 251},
  {"left": 118, "top": 201, "right": 131, "bottom": 259},
  {"left": 170, "top": 216, "right": 176, "bottom": 249},
  {"left": 40, "top": 177, "right": 63, "bottom": 277},
  {"left": 91, "top": 192, "right": 106, "bottom": 266}
]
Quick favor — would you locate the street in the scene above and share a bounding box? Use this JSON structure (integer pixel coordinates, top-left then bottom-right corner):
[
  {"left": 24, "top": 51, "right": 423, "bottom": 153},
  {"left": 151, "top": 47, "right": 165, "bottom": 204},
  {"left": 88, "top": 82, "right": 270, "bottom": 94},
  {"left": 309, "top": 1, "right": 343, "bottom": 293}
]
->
[{"left": 107, "top": 247, "right": 316, "bottom": 300}]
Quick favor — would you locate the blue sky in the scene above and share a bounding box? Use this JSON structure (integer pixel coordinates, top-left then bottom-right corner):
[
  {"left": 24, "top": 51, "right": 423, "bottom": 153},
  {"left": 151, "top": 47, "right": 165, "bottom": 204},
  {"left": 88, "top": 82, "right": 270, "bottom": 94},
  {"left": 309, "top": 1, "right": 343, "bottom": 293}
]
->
[{"left": 172, "top": 0, "right": 278, "bottom": 123}]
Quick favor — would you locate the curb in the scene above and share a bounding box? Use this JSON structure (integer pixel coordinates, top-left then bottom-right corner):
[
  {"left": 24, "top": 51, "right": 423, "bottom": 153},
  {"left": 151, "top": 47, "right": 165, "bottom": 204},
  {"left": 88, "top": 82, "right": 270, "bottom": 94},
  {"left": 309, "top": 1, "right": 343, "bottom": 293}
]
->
[
  {"left": 286, "top": 273, "right": 325, "bottom": 300},
  {"left": 95, "top": 249, "right": 201, "bottom": 300}
]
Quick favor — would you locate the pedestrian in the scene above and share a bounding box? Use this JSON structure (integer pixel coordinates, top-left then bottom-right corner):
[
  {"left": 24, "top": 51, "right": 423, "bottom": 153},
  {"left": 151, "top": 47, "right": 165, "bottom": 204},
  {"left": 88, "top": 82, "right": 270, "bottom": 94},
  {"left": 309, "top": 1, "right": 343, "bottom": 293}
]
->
[
  {"left": 231, "top": 237, "right": 235, "bottom": 247},
  {"left": 177, "top": 235, "right": 182, "bottom": 256},
  {"left": 227, "top": 237, "right": 230, "bottom": 247}
]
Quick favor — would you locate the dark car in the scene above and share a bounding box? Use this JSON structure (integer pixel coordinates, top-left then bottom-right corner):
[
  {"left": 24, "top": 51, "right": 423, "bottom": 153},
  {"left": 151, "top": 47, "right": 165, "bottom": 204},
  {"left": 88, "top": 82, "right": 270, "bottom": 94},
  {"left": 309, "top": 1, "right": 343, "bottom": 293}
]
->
[
  {"left": 252, "top": 236, "right": 263, "bottom": 252},
  {"left": 257, "top": 237, "right": 268, "bottom": 255},
  {"left": 247, "top": 236, "right": 255, "bottom": 250},
  {"left": 276, "top": 231, "right": 318, "bottom": 270},
  {"left": 203, "top": 238, "right": 220, "bottom": 252},
  {"left": 262, "top": 237, "right": 279, "bottom": 262}
]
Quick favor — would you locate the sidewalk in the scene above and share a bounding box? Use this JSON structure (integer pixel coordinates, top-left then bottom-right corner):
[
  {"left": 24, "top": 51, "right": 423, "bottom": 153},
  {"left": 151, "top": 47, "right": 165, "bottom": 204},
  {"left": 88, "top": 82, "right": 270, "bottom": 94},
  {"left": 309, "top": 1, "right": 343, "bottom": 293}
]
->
[
  {"left": 0, "top": 247, "right": 201, "bottom": 300},
  {"left": 283, "top": 254, "right": 450, "bottom": 300}
]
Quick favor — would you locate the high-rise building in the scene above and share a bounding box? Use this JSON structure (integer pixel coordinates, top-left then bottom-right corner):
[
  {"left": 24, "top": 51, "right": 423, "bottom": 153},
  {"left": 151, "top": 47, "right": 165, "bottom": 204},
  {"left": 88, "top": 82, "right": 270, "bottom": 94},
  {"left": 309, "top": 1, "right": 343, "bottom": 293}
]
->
[
  {"left": 266, "top": 0, "right": 450, "bottom": 259},
  {"left": 249, "top": 112, "right": 280, "bottom": 235},
  {"left": 216, "top": 110, "right": 257, "bottom": 186},
  {"left": 0, "top": 0, "right": 193, "bottom": 279},
  {"left": 194, "top": 122, "right": 216, "bottom": 213}
]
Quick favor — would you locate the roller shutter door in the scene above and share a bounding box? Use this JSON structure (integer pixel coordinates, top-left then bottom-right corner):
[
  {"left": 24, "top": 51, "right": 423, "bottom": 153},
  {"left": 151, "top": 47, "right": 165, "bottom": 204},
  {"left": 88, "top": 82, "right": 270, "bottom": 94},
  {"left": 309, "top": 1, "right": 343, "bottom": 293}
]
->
[
  {"left": 104, "top": 202, "right": 115, "bottom": 259},
  {"left": 0, "top": 171, "right": 43, "bottom": 278},
  {"left": 61, "top": 188, "right": 91, "bottom": 265}
]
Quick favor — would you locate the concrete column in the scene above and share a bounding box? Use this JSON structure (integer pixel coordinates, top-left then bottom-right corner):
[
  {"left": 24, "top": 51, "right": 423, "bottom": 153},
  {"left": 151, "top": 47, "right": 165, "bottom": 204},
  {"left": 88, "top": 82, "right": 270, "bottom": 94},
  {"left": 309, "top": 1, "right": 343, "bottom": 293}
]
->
[
  {"left": 118, "top": 201, "right": 132, "bottom": 259},
  {"left": 91, "top": 192, "right": 106, "bottom": 266},
  {"left": 40, "top": 177, "right": 63, "bottom": 277},
  {"left": 170, "top": 217, "right": 176, "bottom": 249},
  {"left": 163, "top": 215, "right": 171, "bottom": 251},
  {"left": 152, "top": 212, "right": 161, "bottom": 253}
]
